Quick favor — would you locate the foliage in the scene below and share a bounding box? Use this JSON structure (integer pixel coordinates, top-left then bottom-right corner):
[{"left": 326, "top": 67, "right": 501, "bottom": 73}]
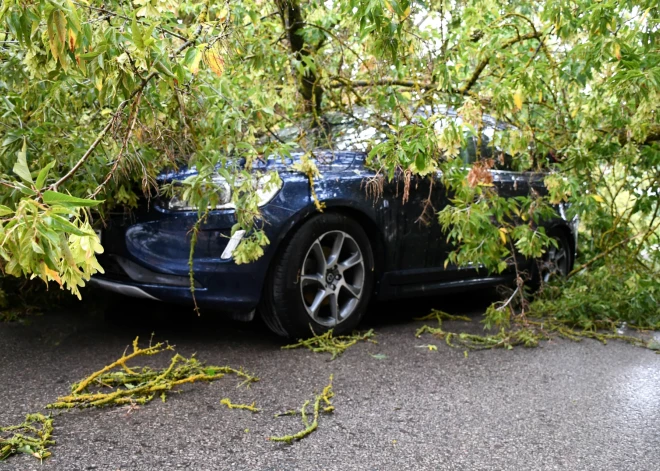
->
[
  {"left": 0, "top": 413, "right": 54, "bottom": 462},
  {"left": 47, "top": 336, "right": 258, "bottom": 409},
  {"left": 282, "top": 328, "right": 376, "bottom": 359},
  {"left": 415, "top": 306, "right": 657, "bottom": 352},
  {"left": 0, "top": 336, "right": 343, "bottom": 463},
  {"left": 0, "top": 158, "right": 104, "bottom": 298},
  {"left": 1, "top": 0, "right": 659, "bottom": 327},
  {"left": 531, "top": 256, "right": 660, "bottom": 330},
  {"left": 414, "top": 309, "right": 471, "bottom": 324},
  {"left": 269, "top": 375, "right": 334, "bottom": 443}
]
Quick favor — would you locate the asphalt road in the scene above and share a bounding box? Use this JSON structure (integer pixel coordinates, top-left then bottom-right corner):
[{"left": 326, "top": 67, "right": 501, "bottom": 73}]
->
[{"left": 1, "top": 292, "right": 659, "bottom": 471}]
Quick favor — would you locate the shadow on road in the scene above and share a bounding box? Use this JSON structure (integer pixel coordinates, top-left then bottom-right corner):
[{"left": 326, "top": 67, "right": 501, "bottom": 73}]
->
[{"left": 5, "top": 284, "right": 500, "bottom": 351}]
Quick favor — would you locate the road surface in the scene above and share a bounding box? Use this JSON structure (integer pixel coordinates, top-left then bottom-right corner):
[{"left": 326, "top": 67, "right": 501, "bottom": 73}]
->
[{"left": 1, "top": 293, "right": 658, "bottom": 470}]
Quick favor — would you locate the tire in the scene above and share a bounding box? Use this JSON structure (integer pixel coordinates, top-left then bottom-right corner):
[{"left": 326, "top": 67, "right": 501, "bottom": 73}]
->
[
  {"left": 530, "top": 227, "right": 573, "bottom": 290},
  {"left": 259, "top": 212, "right": 375, "bottom": 338}
]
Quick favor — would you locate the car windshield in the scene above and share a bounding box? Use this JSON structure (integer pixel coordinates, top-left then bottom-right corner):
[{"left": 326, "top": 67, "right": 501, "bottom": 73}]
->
[
  {"left": 265, "top": 106, "right": 514, "bottom": 168},
  {"left": 266, "top": 110, "right": 386, "bottom": 153}
]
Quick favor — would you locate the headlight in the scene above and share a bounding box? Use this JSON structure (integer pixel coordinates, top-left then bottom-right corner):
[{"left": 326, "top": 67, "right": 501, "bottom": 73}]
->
[{"left": 165, "top": 172, "right": 282, "bottom": 211}]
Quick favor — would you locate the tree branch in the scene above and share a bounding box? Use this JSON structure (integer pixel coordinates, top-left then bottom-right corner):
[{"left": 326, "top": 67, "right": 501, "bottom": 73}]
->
[
  {"left": 459, "top": 31, "right": 541, "bottom": 94},
  {"left": 89, "top": 91, "right": 143, "bottom": 199},
  {"left": 49, "top": 22, "right": 205, "bottom": 192},
  {"left": 329, "top": 78, "right": 433, "bottom": 89},
  {"left": 74, "top": 2, "right": 188, "bottom": 42},
  {"left": 567, "top": 234, "right": 638, "bottom": 278}
]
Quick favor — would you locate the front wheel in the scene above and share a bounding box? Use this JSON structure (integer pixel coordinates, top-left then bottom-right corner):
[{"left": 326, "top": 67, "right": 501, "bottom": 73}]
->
[{"left": 259, "top": 213, "right": 375, "bottom": 338}]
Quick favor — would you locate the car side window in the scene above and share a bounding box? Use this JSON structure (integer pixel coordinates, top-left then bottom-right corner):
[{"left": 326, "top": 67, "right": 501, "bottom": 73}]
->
[{"left": 461, "top": 131, "right": 513, "bottom": 171}]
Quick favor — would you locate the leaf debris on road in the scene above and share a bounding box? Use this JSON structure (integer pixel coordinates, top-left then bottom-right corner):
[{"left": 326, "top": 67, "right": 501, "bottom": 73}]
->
[
  {"left": 0, "top": 413, "right": 54, "bottom": 462},
  {"left": 282, "top": 328, "right": 376, "bottom": 360},
  {"left": 47, "top": 337, "right": 258, "bottom": 409},
  {"left": 269, "top": 375, "right": 335, "bottom": 443}
]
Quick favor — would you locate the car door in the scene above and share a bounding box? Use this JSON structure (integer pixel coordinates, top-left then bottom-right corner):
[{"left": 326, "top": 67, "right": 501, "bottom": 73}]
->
[{"left": 386, "top": 128, "right": 500, "bottom": 284}]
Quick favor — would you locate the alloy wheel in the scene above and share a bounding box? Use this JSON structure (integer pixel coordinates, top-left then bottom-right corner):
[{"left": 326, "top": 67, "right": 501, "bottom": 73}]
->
[
  {"left": 299, "top": 230, "right": 365, "bottom": 327},
  {"left": 541, "top": 237, "right": 570, "bottom": 282}
]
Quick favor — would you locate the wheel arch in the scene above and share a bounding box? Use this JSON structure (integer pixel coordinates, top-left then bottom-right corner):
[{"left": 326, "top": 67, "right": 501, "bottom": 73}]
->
[{"left": 270, "top": 203, "right": 387, "bottom": 290}]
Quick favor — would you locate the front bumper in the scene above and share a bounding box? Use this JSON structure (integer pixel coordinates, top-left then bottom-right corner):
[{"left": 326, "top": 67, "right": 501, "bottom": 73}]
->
[
  {"left": 89, "top": 277, "right": 160, "bottom": 301},
  {"left": 92, "top": 201, "right": 297, "bottom": 311}
]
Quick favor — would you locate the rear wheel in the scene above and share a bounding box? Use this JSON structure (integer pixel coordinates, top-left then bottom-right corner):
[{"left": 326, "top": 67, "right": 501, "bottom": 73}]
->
[
  {"left": 259, "top": 213, "right": 375, "bottom": 338},
  {"left": 531, "top": 228, "right": 573, "bottom": 288}
]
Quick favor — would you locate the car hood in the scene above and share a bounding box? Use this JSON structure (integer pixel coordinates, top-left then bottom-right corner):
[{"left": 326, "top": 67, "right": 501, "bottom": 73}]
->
[{"left": 156, "top": 150, "right": 368, "bottom": 183}]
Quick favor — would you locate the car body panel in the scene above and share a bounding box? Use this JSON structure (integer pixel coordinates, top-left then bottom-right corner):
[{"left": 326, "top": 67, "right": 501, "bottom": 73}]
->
[{"left": 93, "top": 150, "right": 575, "bottom": 314}]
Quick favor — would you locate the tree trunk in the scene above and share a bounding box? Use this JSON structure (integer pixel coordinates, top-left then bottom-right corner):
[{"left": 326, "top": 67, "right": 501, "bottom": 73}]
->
[{"left": 275, "top": 0, "right": 323, "bottom": 115}]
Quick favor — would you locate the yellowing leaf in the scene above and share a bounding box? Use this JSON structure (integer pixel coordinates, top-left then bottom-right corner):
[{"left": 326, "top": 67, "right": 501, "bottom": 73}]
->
[
  {"left": 94, "top": 74, "right": 103, "bottom": 91},
  {"left": 417, "top": 344, "right": 438, "bottom": 351},
  {"left": 54, "top": 10, "right": 67, "bottom": 50},
  {"left": 217, "top": 8, "right": 229, "bottom": 22},
  {"left": 613, "top": 43, "right": 621, "bottom": 60},
  {"left": 513, "top": 90, "right": 523, "bottom": 111},
  {"left": 499, "top": 227, "right": 508, "bottom": 244},
  {"left": 47, "top": 11, "right": 60, "bottom": 62},
  {"left": 203, "top": 47, "right": 225, "bottom": 77},
  {"left": 42, "top": 262, "right": 62, "bottom": 286},
  {"left": 190, "top": 49, "right": 203, "bottom": 74},
  {"left": 68, "top": 28, "right": 76, "bottom": 52},
  {"left": 591, "top": 194, "right": 604, "bottom": 203}
]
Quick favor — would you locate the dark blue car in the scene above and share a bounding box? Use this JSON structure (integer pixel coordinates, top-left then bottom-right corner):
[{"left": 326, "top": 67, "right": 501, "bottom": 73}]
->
[{"left": 92, "top": 114, "right": 577, "bottom": 337}]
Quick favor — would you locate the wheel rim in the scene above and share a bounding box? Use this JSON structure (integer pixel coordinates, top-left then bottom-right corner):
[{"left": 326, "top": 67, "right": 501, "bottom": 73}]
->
[
  {"left": 299, "top": 230, "right": 365, "bottom": 327},
  {"left": 542, "top": 236, "right": 569, "bottom": 283}
]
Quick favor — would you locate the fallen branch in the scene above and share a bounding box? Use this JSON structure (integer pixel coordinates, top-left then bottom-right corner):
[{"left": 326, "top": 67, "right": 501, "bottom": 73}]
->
[
  {"left": 0, "top": 414, "right": 54, "bottom": 462},
  {"left": 220, "top": 398, "right": 261, "bottom": 413},
  {"left": 48, "top": 337, "right": 258, "bottom": 409},
  {"left": 416, "top": 313, "right": 652, "bottom": 351},
  {"left": 269, "top": 375, "right": 334, "bottom": 443},
  {"left": 282, "top": 328, "right": 376, "bottom": 360},
  {"left": 413, "top": 309, "right": 472, "bottom": 323}
]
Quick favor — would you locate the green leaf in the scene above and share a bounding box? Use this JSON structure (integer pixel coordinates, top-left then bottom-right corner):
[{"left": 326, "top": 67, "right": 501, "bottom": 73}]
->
[
  {"left": 0, "top": 205, "right": 13, "bottom": 217},
  {"left": 36, "top": 161, "right": 56, "bottom": 190},
  {"left": 15, "top": 183, "right": 37, "bottom": 196},
  {"left": 13, "top": 144, "right": 33, "bottom": 184},
  {"left": 415, "top": 152, "right": 426, "bottom": 172},
  {"left": 42, "top": 191, "right": 102, "bottom": 207},
  {"left": 2, "top": 134, "right": 21, "bottom": 147},
  {"left": 154, "top": 60, "right": 176, "bottom": 79},
  {"left": 16, "top": 445, "right": 34, "bottom": 455},
  {"left": 48, "top": 214, "right": 91, "bottom": 236},
  {"left": 369, "top": 353, "right": 388, "bottom": 360},
  {"left": 31, "top": 239, "right": 45, "bottom": 254},
  {"left": 65, "top": 0, "right": 82, "bottom": 32},
  {"left": 78, "top": 46, "right": 106, "bottom": 60},
  {"left": 131, "top": 14, "right": 144, "bottom": 50}
]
